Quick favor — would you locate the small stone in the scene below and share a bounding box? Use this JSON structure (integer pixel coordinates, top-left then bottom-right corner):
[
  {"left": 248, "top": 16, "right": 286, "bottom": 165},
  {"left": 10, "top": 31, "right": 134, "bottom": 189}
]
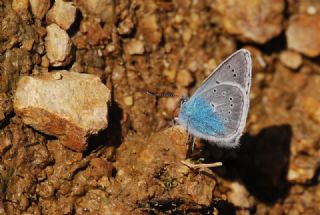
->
[
  {"left": 12, "top": 0, "right": 30, "bottom": 21},
  {"left": 163, "top": 68, "right": 176, "bottom": 83},
  {"left": 182, "top": 27, "right": 192, "bottom": 44},
  {"left": 123, "top": 96, "right": 133, "bottom": 106},
  {"left": 303, "top": 96, "right": 320, "bottom": 123},
  {"left": 77, "top": 0, "right": 114, "bottom": 23},
  {"left": 176, "top": 69, "right": 194, "bottom": 87},
  {"left": 117, "top": 17, "right": 135, "bottom": 35},
  {"left": 288, "top": 156, "right": 318, "bottom": 183},
  {"left": 138, "top": 14, "right": 162, "bottom": 48},
  {"left": 21, "top": 38, "right": 35, "bottom": 51},
  {"left": 227, "top": 182, "right": 250, "bottom": 208},
  {"left": 124, "top": 39, "right": 144, "bottom": 55},
  {"left": 286, "top": 15, "right": 320, "bottom": 57},
  {"left": 14, "top": 71, "right": 111, "bottom": 151},
  {"left": 41, "top": 55, "right": 50, "bottom": 68},
  {"left": 45, "top": 24, "right": 73, "bottom": 67},
  {"left": 213, "top": 0, "right": 284, "bottom": 44},
  {"left": 53, "top": 72, "right": 63, "bottom": 80},
  {"left": 280, "top": 50, "right": 303, "bottom": 70},
  {"left": 46, "top": 0, "right": 77, "bottom": 30},
  {"left": 29, "top": 0, "right": 51, "bottom": 20},
  {"left": 307, "top": 6, "right": 317, "bottom": 15}
]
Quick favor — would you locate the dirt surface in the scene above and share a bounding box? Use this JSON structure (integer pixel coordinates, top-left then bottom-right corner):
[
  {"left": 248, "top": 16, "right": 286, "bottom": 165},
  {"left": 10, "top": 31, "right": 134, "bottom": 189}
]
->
[{"left": 1, "top": 0, "right": 320, "bottom": 214}]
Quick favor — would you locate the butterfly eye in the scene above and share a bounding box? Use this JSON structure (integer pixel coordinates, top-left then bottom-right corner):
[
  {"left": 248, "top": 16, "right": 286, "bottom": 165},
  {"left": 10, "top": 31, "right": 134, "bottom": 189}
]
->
[
  {"left": 228, "top": 111, "right": 231, "bottom": 114},
  {"left": 230, "top": 103, "right": 233, "bottom": 107},
  {"left": 213, "top": 89, "right": 217, "bottom": 93},
  {"left": 233, "top": 74, "right": 237, "bottom": 77},
  {"left": 229, "top": 97, "right": 233, "bottom": 101},
  {"left": 216, "top": 80, "right": 220, "bottom": 84},
  {"left": 224, "top": 118, "right": 228, "bottom": 121},
  {"left": 231, "top": 69, "right": 235, "bottom": 73}
]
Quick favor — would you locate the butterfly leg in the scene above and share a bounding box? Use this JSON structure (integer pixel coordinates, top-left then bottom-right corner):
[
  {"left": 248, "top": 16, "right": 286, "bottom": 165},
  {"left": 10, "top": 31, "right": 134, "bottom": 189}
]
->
[{"left": 186, "top": 134, "right": 195, "bottom": 158}]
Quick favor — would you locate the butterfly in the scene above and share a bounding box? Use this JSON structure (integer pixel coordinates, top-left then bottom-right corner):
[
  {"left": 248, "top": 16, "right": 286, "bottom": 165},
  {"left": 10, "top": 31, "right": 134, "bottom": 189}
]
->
[{"left": 177, "top": 49, "right": 252, "bottom": 147}]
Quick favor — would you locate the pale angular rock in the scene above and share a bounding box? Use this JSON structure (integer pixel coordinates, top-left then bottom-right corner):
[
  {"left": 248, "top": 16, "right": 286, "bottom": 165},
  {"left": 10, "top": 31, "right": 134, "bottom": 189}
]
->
[
  {"left": 117, "top": 17, "right": 135, "bottom": 35},
  {"left": 45, "top": 24, "right": 73, "bottom": 67},
  {"left": 47, "top": 0, "right": 77, "bottom": 30},
  {"left": 12, "top": 0, "right": 29, "bottom": 20},
  {"left": 77, "top": 0, "right": 114, "bottom": 23},
  {"left": 280, "top": 50, "right": 303, "bottom": 70},
  {"left": 124, "top": 39, "right": 144, "bottom": 55},
  {"left": 286, "top": 15, "right": 320, "bottom": 57},
  {"left": 14, "top": 71, "right": 111, "bottom": 151},
  {"left": 288, "top": 156, "right": 318, "bottom": 183},
  {"left": 227, "top": 182, "right": 250, "bottom": 208},
  {"left": 213, "top": 0, "right": 284, "bottom": 44},
  {"left": 29, "top": 0, "right": 51, "bottom": 20}
]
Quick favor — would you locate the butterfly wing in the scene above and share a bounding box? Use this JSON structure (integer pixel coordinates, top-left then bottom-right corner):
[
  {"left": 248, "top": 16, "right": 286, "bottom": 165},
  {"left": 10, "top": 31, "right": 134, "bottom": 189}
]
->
[
  {"left": 178, "top": 49, "right": 252, "bottom": 147},
  {"left": 193, "top": 49, "right": 251, "bottom": 97}
]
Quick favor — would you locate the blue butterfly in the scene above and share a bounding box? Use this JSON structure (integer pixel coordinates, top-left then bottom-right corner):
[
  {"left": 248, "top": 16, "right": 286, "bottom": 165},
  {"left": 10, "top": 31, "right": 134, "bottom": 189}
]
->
[{"left": 177, "top": 49, "right": 252, "bottom": 147}]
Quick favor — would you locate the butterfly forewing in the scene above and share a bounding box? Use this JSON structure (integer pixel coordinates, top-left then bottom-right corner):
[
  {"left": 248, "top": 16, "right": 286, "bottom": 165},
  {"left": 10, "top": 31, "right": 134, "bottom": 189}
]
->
[{"left": 193, "top": 49, "right": 251, "bottom": 97}]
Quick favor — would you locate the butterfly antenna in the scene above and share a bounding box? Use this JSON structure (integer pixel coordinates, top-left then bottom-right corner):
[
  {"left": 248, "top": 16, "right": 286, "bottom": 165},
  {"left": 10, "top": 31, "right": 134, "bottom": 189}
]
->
[{"left": 139, "top": 88, "right": 176, "bottom": 97}]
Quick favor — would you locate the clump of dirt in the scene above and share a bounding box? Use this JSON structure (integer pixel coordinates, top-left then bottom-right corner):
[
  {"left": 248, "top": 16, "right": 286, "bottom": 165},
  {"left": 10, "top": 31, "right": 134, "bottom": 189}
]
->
[{"left": 1, "top": 0, "right": 320, "bottom": 214}]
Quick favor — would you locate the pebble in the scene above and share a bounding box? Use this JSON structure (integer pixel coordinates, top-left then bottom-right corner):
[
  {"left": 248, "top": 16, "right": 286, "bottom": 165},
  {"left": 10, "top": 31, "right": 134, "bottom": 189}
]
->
[
  {"left": 163, "top": 68, "right": 177, "bottom": 83},
  {"left": 227, "top": 182, "right": 251, "bottom": 208},
  {"left": 280, "top": 50, "right": 303, "bottom": 70},
  {"left": 176, "top": 69, "right": 194, "bottom": 87},
  {"left": 303, "top": 96, "right": 320, "bottom": 123},
  {"left": 13, "top": 71, "right": 111, "bottom": 151},
  {"left": 46, "top": 0, "right": 77, "bottom": 30},
  {"left": 77, "top": 0, "right": 114, "bottom": 23},
  {"left": 287, "top": 155, "right": 318, "bottom": 183},
  {"left": 29, "top": 0, "right": 51, "bottom": 20},
  {"left": 21, "top": 38, "right": 35, "bottom": 51},
  {"left": 286, "top": 15, "right": 320, "bottom": 57},
  {"left": 138, "top": 14, "right": 162, "bottom": 48},
  {"left": 213, "top": 0, "right": 284, "bottom": 44},
  {"left": 117, "top": 17, "right": 135, "bottom": 35},
  {"left": 124, "top": 39, "right": 145, "bottom": 55},
  {"left": 123, "top": 96, "right": 134, "bottom": 106},
  {"left": 12, "top": 0, "right": 29, "bottom": 21},
  {"left": 45, "top": 24, "right": 73, "bottom": 67}
]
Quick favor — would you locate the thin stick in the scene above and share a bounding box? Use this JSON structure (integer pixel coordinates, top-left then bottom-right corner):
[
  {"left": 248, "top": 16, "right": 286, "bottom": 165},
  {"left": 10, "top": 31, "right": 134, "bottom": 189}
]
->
[{"left": 181, "top": 160, "right": 223, "bottom": 169}]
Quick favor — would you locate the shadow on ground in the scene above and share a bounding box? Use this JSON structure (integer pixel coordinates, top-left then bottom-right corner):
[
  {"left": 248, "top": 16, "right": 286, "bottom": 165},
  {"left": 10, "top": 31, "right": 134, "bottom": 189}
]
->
[{"left": 207, "top": 124, "right": 292, "bottom": 204}]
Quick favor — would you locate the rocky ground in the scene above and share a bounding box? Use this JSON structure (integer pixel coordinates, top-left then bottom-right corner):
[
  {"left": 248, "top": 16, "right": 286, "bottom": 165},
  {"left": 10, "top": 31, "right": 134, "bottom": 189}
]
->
[{"left": 0, "top": 0, "right": 320, "bottom": 214}]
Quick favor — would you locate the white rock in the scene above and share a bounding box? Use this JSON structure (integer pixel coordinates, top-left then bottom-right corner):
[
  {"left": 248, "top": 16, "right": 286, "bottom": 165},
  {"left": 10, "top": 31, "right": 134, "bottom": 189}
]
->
[
  {"left": 124, "top": 39, "right": 144, "bottom": 55},
  {"left": 29, "top": 0, "right": 51, "bottom": 20},
  {"left": 47, "top": 0, "right": 77, "bottom": 30},
  {"left": 45, "top": 24, "right": 73, "bottom": 67},
  {"left": 14, "top": 71, "right": 111, "bottom": 151}
]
